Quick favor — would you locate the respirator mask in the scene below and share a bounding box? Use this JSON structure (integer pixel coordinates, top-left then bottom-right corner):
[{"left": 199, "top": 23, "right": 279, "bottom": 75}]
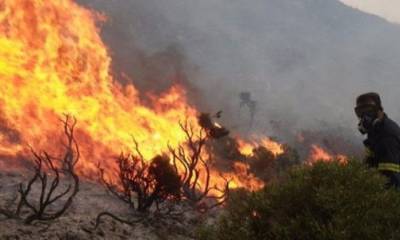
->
[{"left": 355, "top": 105, "right": 380, "bottom": 135}]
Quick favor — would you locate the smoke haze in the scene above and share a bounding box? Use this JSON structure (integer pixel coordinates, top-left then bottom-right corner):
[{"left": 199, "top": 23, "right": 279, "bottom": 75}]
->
[{"left": 78, "top": 0, "right": 400, "bottom": 154}]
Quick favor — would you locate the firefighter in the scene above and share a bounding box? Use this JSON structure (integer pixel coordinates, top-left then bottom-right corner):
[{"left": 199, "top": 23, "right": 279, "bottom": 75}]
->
[{"left": 355, "top": 92, "right": 400, "bottom": 188}]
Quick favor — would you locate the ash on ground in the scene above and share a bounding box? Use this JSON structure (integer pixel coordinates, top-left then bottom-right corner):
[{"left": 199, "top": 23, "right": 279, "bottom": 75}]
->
[{"left": 0, "top": 169, "right": 215, "bottom": 240}]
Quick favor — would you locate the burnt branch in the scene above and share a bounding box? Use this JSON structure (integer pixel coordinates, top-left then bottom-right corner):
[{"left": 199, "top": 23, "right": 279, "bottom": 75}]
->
[
  {"left": 14, "top": 115, "right": 80, "bottom": 224},
  {"left": 95, "top": 211, "right": 144, "bottom": 228},
  {"left": 204, "top": 174, "right": 231, "bottom": 210},
  {"left": 169, "top": 118, "right": 230, "bottom": 209},
  {"left": 96, "top": 148, "right": 182, "bottom": 228},
  {"left": 168, "top": 120, "right": 207, "bottom": 203}
]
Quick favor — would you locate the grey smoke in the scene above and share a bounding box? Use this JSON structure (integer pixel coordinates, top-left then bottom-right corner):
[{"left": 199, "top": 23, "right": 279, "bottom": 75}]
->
[{"left": 78, "top": 0, "right": 400, "bottom": 153}]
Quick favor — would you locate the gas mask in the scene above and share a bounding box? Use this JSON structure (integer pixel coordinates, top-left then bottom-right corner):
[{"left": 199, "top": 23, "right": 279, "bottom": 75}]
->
[
  {"left": 358, "top": 113, "right": 378, "bottom": 134},
  {"left": 355, "top": 104, "right": 380, "bottom": 135}
]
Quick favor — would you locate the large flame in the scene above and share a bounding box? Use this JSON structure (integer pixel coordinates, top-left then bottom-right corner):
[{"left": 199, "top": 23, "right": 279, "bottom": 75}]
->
[
  {"left": 0, "top": 0, "right": 265, "bottom": 192},
  {"left": 0, "top": 0, "right": 199, "bottom": 173}
]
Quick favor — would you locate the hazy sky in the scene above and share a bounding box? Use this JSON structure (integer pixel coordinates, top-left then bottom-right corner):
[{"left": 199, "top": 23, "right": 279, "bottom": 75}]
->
[{"left": 341, "top": 0, "right": 400, "bottom": 24}]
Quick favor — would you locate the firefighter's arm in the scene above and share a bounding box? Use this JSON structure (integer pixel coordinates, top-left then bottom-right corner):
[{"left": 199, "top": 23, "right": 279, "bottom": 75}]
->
[{"left": 377, "top": 136, "right": 400, "bottom": 173}]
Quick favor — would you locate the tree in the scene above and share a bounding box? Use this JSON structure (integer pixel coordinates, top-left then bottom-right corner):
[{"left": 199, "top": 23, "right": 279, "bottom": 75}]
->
[{"left": 199, "top": 160, "right": 400, "bottom": 240}]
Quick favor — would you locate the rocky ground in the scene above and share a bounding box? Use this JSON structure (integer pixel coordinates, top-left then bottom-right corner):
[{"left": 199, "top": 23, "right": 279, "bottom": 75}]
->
[{"left": 0, "top": 169, "right": 211, "bottom": 240}]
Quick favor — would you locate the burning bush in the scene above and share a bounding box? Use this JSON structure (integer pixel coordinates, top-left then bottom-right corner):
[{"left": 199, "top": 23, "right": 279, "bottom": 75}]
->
[
  {"left": 199, "top": 160, "right": 400, "bottom": 240},
  {"left": 169, "top": 120, "right": 230, "bottom": 209},
  {"left": 274, "top": 144, "right": 301, "bottom": 174},
  {"left": 247, "top": 146, "right": 276, "bottom": 181},
  {"left": 0, "top": 116, "right": 80, "bottom": 224},
  {"left": 149, "top": 155, "right": 182, "bottom": 200},
  {"left": 96, "top": 144, "right": 182, "bottom": 227},
  {"left": 247, "top": 144, "right": 300, "bottom": 182},
  {"left": 95, "top": 114, "right": 239, "bottom": 228}
]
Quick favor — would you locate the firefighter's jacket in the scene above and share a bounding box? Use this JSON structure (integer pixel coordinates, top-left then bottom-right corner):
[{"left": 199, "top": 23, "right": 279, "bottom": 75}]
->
[{"left": 364, "top": 114, "right": 400, "bottom": 188}]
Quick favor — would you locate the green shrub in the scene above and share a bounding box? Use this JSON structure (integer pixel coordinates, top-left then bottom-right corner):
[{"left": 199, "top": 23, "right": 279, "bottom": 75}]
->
[{"left": 199, "top": 160, "right": 400, "bottom": 240}]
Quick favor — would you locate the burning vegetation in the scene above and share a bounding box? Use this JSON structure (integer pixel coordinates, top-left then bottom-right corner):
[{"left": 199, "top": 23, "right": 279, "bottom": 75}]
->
[
  {"left": 0, "top": 0, "right": 272, "bottom": 194},
  {"left": 0, "top": 0, "right": 354, "bottom": 238},
  {"left": 0, "top": 115, "right": 80, "bottom": 224}
]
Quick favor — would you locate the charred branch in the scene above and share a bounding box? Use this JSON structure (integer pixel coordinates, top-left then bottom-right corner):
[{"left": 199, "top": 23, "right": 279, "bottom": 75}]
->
[
  {"left": 95, "top": 211, "right": 144, "bottom": 228},
  {"left": 96, "top": 145, "right": 181, "bottom": 228},
  {"left": 11, "top": 115, "right": 80, "bottom": 224},
  {"left": 169, "top": 119, "right": 231, "bottom": 209},
  {"left": 198, "top": 113, "right": 229, "bottom": 139}
]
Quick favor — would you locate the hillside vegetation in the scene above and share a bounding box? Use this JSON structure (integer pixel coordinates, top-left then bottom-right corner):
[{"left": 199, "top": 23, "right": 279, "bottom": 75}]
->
[{"left": 199, "top": 160, "right": 400, "bottom": 240}]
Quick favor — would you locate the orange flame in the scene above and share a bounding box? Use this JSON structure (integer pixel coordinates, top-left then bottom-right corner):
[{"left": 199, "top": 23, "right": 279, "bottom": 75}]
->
[
  {"left": 228, "top": 162, "right": 265, "bottom": 190},
  {"left": 237, "top": 136, "right": 284, "bottom": 157},
  {"left": 0, "top": 0, "right": 264, "bottom": 193},
  {"left": 307, "top": 144, "right": 347, "bottom": 164},
  {"left": 0, "top": 0, "right": 198, "bottom": 173}
]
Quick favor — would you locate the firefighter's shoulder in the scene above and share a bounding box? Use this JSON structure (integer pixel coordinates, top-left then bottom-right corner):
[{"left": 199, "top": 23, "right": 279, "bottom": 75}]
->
[{"left": 381, "top": 115, "right": 400, "bottom": 139}]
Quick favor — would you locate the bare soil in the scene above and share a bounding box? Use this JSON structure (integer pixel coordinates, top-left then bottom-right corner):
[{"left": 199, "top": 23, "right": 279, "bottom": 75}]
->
[{"left": 0, "top": 169, "right": 205, "bottom": 240}]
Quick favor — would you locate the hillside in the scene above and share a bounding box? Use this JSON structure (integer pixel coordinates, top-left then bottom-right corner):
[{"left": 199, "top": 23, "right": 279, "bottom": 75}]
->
[{"left": 78, "top": 0, "right": 400, "bottom": 136}]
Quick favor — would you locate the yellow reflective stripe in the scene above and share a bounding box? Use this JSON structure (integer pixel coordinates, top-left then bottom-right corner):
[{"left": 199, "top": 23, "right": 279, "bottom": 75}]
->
[{"left": 378, "top": 163, "right": 400, "bottom": 172}]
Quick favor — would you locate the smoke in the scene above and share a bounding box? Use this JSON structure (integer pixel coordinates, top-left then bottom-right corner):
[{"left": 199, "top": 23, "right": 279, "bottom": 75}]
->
[{"left": 77, "top": 0, "right": 400, "bottom": 154}]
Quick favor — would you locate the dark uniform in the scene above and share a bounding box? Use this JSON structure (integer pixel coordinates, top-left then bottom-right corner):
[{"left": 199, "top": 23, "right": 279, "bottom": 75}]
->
[
  {"left": 364, "top": 114, "right": 400, "bottom": 188},
  {"left": 355, "top": 93, "right": 400, "bottom": 189}
]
